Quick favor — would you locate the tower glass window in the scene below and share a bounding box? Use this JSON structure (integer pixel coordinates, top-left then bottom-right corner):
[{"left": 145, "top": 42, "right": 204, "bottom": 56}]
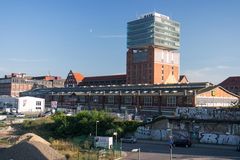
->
[{"left": 127, "top": 12, "right": 180, "bottom": 50}]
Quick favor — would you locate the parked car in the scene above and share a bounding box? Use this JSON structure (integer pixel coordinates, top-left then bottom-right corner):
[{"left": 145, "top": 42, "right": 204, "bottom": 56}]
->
[
  {"left": 43, "top": 111, "right": 52, "bottom": 117},
  {"left": 121, "top": 136, "right": 137, "bottom": 143},
  {"left": 173, "top": 138, "right": 192, "bottom": 147},
  {"left": 66, "top": 112, "right": 73, "bottom": 116},
  {"left": 15, "top": 113, "right": 25, "bottom": 118}
]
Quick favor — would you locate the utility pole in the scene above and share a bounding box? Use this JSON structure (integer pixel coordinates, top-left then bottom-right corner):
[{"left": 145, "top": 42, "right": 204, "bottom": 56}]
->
[
  {"left": 138, "top": 148, "right": 140, "bottom": 160},
  {"left": 96, "top": 121, "right": 99, "bottom": 137}
]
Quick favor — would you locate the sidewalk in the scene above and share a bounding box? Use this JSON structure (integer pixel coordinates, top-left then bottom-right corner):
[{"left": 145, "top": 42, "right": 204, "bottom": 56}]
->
[{"left": 138, "top": 139, "right": 236, "bottom": 150}]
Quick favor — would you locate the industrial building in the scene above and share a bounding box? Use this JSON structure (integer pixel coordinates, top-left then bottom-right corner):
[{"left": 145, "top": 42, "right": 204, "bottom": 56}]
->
[
  {"left": 64, "top": 70, "right": 126, "bottom": 87},
  {"left": 0, "top": 73, "right": 65, "bottom": 97},
  {"left": 21, "top": 82, "right": 239, "bottom": 116}
]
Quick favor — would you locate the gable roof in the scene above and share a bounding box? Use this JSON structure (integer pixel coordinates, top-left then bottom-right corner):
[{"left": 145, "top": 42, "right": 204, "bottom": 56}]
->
[
  {"left": 197, "top": 85, "right": 240, "bottom": 98},
  {"left": 83, "top": 74, "right": 126, "bottom": 82},
  {"left": 219, "top": 76, "right": 240, "bottom": 86},
  {"left": 72, "top": 72, "right": 84, "bottom": 82},
  {"left": 178, "top": 75, "right": 189, "bottom": 83}
]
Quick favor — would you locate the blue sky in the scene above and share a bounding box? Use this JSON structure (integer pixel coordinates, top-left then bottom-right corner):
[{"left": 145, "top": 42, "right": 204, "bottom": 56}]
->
[{"left": 0, "top": 0, "right": 239, "bottom": 84}]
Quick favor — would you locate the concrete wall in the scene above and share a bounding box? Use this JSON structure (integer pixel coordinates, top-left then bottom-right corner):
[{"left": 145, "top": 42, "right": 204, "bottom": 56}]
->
[
  {"left": 135, "top": 126, "right": 189, "bottom": 141},
  {"left": 199, "top": 133, "right": 240, "bottom": 145}
]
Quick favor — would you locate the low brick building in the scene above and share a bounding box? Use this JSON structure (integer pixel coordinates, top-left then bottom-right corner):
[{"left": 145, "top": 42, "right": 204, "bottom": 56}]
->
[{"left": 21, "top": 82, "right": 238, "bottom": 116}]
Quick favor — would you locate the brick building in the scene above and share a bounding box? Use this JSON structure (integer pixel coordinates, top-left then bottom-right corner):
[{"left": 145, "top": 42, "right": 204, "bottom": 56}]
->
[
  {"left": 127, "top": 12, "right": 180, "bottom": 84},
  {"left": 80, "top": 74, "right": 126, "bottom": 86},
  {"left": 21, "top": 82, "right": 239, "bottom": 116},
  {"left": 0, "top": 73, "right": 65, "bottom": 97},
  {"left": 64, "top": 70, "right": 126, "bottom": 87},
  {"left": 64, "top": 70, "right": 85, "bottom": 87}
]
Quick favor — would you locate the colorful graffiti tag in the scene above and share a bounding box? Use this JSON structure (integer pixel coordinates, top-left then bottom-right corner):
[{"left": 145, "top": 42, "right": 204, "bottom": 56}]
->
[
  {"left": 135, "top": 126, "right": 189, "bottom": 141},
  {"left": 199, "top": 133, "right": 240, "bottom": 145}
]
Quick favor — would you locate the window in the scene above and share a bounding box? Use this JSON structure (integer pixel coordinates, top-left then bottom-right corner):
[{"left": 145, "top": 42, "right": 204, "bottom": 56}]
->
[
  {"left": 153, "top": 96, "right": 159, "bottom": 104},
  {"left": 36, "top": 101, "right": 41, "bottom": 106},
  {"left": 187, "top": 96, "right": 192, "bottom": 105},
  {"left": 93, "top": 96, "right": 98, "bottom": 103},
  {"left": 144, "top": 96, "right": 152, "bottom": 106},
  {"left": 124, "top": 96, "right": 132, "bottom": 104},
  {"left": 108, "top": 96, "right": 114, "bottom": 104},
  {"left": 167, "top": 96, "right": 176, "bottom": 106},
  {"left": 79, "top": 96, "right": 85, "bottom": 103}
]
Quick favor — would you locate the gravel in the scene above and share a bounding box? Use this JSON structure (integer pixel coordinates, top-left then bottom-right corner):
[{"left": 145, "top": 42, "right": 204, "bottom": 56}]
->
[{"left": 0, "top": 133, "right": 66, "bottom": 160}]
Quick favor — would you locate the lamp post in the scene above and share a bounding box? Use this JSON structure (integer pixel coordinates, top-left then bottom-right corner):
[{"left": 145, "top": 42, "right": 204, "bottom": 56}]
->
[
  {"left": 120, "top": 138, "right": 122, "bottom": 157},
  {"left": 95, "top": 121, "right": 99, "bottom": 137},
  {"left": 113, "top": 132, "right": 118, "bottom": 143},
  {"left": 167, "top": 124, "right": 173, "bottom": 160},
  {"left": 131, "top": 148, "right": 140, "bottom": 160}
]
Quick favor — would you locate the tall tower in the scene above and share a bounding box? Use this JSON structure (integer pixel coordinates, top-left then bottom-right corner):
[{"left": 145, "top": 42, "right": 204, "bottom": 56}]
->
[{"left": 126, "top": 12, "right": 180, "bottom": 84}]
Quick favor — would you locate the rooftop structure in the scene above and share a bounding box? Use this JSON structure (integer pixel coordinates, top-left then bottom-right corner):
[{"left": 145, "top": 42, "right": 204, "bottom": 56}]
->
[{"left": 127, "top": 12, "right": 180, "bottom": 50}]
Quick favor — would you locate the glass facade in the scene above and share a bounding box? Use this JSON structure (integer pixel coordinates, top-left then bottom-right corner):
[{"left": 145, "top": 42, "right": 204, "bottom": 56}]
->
[{"left": 127, "top": 13, "right": 180, "bottom": 50}]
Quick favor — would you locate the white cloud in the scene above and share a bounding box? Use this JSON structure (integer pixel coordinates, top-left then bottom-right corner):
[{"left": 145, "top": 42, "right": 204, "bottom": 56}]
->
[
  {"left": 216, "top": 65, "right": 231, "bottom": 69},
  {"left": 184, "top": 65, "right": 234, "bottom": 84}
]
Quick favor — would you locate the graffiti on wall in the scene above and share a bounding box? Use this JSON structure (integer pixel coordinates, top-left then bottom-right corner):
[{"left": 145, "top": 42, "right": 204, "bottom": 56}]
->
[
  {"left": 176, "top": 107, "right": 240, "bottom": 121},
  {"left": 199, "top": 133, "right": 240, "bottom": 145},
  {"left": 135, "top": 126, "right": 189, "bottom": 141}
]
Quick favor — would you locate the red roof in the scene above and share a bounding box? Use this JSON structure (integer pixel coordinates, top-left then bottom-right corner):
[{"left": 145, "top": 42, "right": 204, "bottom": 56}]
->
[{"left": 73, "top": 72, "right": 84, "bottom": 82}]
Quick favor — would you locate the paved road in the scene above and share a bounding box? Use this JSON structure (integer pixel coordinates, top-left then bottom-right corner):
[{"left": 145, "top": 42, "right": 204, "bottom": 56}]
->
[{"left": 122, "top": 141, "right": 240, "bottom": 160}]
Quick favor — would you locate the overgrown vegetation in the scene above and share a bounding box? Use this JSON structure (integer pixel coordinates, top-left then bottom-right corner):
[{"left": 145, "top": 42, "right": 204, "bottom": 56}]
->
[
  {"left": 51, "top": 111, "right": 142, "bottom": 138},
  {"left": 19, "top": 110, "right": 142, "bottom": 140},
  {"left": 17, "top": 111, "right": 141, "bottom": 160}
]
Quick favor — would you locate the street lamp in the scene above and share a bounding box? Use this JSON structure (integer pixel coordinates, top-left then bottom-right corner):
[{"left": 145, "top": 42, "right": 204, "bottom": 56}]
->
[
  {"left": 167, "top": 126, "right": 173, "bottom": 160},
  {"left": 131, "top": 148, "right": 140, "bottom": 160},
  {"left": 113, "top": 132, "right": 118, "bottom": 143},
  {"left": 95, "top": 121, "right": 99, "bottom": 137}
]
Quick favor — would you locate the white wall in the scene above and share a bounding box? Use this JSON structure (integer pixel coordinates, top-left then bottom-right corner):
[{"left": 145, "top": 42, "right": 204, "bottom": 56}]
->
[{"left": 18, "top": 96, "right": 45, "bottom": 113}]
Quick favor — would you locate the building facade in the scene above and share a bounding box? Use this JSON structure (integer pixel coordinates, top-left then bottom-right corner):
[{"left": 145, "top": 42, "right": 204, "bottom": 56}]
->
[
  {"left": 64, "top": 70, "right": 126, "bottom": 87},
  {"left": 64, "top": 70, "right": 84, "bottom": 88},
  {"left": 0, "top": 73, "right": 65, "bottom": 97},
  {"left": 127, "top": 12, "right": 180, "bottom": 84},
  {"left": 21, "top": 82, "right": 239, "bottom": 116},
  {"left": 80, "top": 74, "right": 126, "bottom": 86}
]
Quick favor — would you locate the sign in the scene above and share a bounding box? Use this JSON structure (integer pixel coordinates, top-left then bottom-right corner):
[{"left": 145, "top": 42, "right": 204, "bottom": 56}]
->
[
  {"left": 95, "top": 136, "right": 113, "bottom": 149},
  {"left": 51, "top": 101, "right": 58, "bottom": 108}
]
